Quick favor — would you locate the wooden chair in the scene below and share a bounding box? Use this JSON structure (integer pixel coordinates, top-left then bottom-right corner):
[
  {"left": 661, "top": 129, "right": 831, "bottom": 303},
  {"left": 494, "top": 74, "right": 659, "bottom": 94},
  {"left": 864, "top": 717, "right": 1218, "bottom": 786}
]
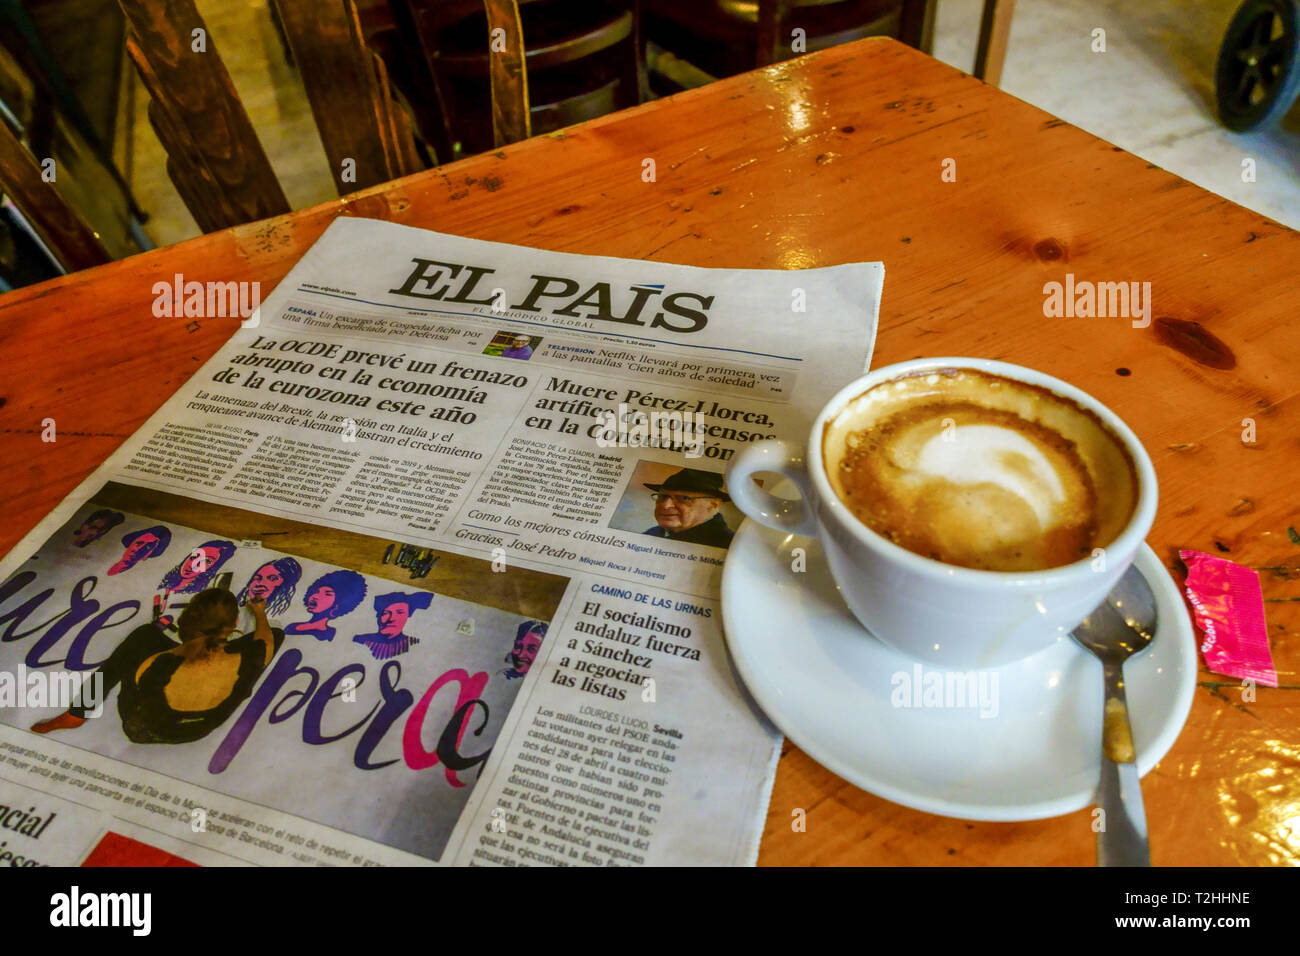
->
[
  {"left": 640, "top": 0, "right": 935, "bottom": 86},
  {"left": 974, "top": 0, "right": 1015, "bottom": 87},
  {"left": 118, "top": 0, "right": 289, "bottom": 232},
  {"left": 345, "top": 0, "right": 459, "bottom": 164},
  {"left": 271, "top": 0, "right": 428, "bottom": 192},
  {"left": 0, "top": 118, "right": 111, "bottom": 271},
  {"left": 397, "top": 0, "right": 643, "bottom": 158},
  {"left": 0, "top": 37, "right": 125, "bottom": 273},
  {"left": 117, "top": 0, "right": 427, "bottom": 233}
]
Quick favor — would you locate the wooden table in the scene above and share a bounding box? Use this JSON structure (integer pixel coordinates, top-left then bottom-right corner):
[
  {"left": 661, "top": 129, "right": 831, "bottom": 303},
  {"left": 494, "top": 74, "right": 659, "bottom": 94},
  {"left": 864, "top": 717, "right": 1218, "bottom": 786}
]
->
[{"left": 2, "top": 37, "right": 1296, "bottom": 867}]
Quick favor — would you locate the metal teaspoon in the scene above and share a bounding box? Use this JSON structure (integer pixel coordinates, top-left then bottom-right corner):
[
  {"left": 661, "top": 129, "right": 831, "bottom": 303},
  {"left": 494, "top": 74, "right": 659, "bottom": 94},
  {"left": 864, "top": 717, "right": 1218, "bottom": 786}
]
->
[{"left": 1070, "top": 563, "right": 1159, "bottom": 867}]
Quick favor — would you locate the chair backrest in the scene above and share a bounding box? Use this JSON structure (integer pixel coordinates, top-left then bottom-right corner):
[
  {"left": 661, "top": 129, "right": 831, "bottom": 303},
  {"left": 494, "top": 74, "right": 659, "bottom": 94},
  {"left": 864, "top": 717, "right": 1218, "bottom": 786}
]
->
[
  {"left": 119, "top": 0, "right": 291, "bottom": 232},
  {"left": 483, "top": 0, "right": 530, "bottom": 147},
  {"left": 0, "top": 26, "right": 141, "bottom": 274},
  {"left": 0, "top": 118, "right": 111, "bottom": 271},
  {"left": 756, "top": 0, "right": 934, "bottom": 66},
  {"left": 270, "top": 0, "right": 425, "bottom": 192},
  {"left": 401, "top": 0, "right": 640, "bottom": 157},
  {"left": 642, "top": 0, "right": 931, "bottom": 81},
  {"left": 118, "top": 0, "right": 427, "bottom": 233}
]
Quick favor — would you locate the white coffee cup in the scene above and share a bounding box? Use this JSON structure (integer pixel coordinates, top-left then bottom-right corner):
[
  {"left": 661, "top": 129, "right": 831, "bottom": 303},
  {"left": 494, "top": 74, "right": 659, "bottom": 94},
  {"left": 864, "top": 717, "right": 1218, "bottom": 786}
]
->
[{"left": 726, "top": 357, "right": 1158, "bottom": 668}]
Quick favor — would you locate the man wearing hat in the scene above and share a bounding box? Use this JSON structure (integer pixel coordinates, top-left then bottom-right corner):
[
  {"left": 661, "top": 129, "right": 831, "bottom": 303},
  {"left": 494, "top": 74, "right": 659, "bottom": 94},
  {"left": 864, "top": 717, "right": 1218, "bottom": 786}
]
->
[{"left": 643, "top": 467, "right": 734, "bottom": 548}]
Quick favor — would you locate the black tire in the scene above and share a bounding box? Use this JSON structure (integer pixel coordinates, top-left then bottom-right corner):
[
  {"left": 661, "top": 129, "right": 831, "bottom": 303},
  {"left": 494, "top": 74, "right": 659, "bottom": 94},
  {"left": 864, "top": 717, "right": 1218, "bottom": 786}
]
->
[{"left": 1215, "top": 0, "right": 1300, "bottom": 131}]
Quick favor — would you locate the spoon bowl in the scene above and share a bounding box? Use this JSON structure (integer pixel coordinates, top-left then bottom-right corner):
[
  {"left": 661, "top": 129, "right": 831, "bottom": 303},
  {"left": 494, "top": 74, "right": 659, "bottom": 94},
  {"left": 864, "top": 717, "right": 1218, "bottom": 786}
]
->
[{"left": 1073, "top": 563, "right": 1159, "bottom": 661}]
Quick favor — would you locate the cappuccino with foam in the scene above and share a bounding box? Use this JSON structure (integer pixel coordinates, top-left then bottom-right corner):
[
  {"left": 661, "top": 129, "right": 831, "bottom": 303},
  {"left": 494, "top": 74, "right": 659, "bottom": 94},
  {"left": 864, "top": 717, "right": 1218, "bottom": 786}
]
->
[{"left": 823, "top": 368, "right": 1138, "bottom": 571}]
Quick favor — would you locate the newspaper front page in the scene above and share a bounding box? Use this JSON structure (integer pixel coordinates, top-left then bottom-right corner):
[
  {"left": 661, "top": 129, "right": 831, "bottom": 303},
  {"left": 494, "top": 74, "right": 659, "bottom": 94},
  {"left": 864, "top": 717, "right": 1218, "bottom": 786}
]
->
[{"left": 0, "top": 217, "right": 882, "bottom": 866}]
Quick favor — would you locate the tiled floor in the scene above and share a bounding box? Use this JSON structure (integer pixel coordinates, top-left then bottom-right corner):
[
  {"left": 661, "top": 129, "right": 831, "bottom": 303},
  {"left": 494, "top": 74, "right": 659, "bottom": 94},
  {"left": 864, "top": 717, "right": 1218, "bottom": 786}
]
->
[
  {"left": 123, "top": 0, "right": 1300, "bottom": 246},
  {"left": 933, "top": 0, "right": 1300, "bottom": 230}
]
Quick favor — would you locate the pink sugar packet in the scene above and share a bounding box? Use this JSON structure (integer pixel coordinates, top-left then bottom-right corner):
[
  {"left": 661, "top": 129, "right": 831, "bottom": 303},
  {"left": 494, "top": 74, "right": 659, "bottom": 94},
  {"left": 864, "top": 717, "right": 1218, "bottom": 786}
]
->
[{"left": 1180, "top": 550, "right": 1277, "bottom": 687}]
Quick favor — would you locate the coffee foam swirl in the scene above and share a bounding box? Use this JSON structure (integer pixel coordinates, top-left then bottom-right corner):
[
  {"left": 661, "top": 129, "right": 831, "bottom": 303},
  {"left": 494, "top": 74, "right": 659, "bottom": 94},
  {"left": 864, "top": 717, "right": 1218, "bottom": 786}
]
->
[
  {"left": 910, "top": 424, "right": 1067, "bottom": 527},
  {"left": 823, "top": 369, "right": 1138, "bottom": 572}
]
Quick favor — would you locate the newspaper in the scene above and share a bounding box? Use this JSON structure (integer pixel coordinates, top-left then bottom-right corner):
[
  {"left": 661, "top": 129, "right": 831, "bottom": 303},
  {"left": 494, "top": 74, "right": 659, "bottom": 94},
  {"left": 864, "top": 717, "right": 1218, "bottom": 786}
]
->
[{"left": 0, "top": 217, "right": 881, "bottom": 866}]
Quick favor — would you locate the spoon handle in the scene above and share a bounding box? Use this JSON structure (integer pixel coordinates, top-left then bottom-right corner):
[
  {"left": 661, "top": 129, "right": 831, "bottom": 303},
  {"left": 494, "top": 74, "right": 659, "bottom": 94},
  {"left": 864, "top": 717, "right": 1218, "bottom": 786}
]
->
[{"left": 1097, "top": 661, "right": 1150, "bottom": 867}]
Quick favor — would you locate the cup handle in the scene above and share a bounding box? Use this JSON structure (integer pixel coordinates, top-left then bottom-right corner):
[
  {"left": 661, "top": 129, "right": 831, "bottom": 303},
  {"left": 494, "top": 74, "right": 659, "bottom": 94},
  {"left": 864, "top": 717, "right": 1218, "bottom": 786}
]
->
[{"left": 726, "top": 439, "right": 819, "bottom": 538}]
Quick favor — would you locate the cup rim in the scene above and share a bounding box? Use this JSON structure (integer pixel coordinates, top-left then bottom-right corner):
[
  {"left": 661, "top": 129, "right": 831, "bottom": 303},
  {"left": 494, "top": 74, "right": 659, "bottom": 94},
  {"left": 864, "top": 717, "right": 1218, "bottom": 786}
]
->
[{"left": 807, "top": 357, "right": 1158, "bottom": 587}]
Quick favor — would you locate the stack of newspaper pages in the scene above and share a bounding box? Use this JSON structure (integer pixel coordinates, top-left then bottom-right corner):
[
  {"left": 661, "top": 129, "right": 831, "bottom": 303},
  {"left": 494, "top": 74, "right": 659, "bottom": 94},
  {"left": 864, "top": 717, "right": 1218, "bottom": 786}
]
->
[{"left": 0, "top": 217, "right": 881, "bottom": 866}]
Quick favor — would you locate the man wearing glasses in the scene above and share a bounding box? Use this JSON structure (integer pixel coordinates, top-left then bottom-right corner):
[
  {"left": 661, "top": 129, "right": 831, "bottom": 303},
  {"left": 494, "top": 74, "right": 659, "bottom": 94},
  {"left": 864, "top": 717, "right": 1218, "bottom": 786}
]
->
[
  {"left": 500, "top": 334, "right": 534, "bottom": 360},
  {"left": 643, "top": 468, "right": 734, "bottom": 548}
]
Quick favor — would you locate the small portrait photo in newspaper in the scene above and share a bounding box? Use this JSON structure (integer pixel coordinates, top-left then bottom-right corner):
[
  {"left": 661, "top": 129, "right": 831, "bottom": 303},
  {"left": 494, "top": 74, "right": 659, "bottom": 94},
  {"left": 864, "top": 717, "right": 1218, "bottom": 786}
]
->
[
  {"left": 607, "top": 460, "right": 743, "bottom": 550},
  {"left": 482, "top": 329, "right": 541, "bottom": 361}
]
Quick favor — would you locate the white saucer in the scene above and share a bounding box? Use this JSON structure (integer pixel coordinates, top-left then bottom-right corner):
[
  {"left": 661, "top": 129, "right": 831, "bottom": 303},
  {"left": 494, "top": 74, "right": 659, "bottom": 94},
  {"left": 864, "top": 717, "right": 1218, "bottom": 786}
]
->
[{"left": 721, "top": 520, "right": 1197, "bottom": 821}]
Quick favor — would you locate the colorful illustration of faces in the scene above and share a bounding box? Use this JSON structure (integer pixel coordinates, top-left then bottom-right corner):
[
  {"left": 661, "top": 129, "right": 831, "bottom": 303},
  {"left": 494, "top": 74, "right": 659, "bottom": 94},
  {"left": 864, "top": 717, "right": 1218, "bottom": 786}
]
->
[{"left": 0, "top": 504, "right": 560, "bottom": 862}]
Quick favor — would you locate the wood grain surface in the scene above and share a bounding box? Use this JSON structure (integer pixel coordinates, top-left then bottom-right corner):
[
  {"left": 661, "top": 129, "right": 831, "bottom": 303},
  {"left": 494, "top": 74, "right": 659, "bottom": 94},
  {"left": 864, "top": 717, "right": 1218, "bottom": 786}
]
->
[{"left": 1, "top": 37, "right": 1296, "bottom": 866}]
